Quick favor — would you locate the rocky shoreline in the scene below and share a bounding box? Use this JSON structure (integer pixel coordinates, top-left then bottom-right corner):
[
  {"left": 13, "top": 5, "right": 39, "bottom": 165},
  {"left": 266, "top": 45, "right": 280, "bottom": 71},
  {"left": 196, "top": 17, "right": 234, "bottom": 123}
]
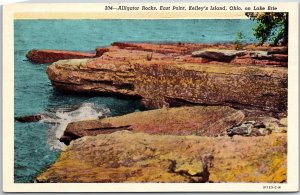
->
[{"left": 24, "top": 42, "right": 287, "bottom": 183}]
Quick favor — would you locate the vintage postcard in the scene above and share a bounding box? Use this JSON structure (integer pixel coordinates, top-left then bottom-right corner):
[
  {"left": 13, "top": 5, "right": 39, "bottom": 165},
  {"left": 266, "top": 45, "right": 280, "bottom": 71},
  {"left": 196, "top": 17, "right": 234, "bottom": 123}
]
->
[{"left": 2, "top": 2, "right": 299, "bottom": 192}]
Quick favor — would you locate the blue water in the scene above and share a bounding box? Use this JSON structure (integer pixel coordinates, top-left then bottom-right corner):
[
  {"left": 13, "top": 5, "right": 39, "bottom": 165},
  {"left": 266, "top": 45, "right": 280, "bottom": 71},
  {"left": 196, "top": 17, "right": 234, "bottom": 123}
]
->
[{"left": 14, "top": 19, "right": 257, "bottom": 183}]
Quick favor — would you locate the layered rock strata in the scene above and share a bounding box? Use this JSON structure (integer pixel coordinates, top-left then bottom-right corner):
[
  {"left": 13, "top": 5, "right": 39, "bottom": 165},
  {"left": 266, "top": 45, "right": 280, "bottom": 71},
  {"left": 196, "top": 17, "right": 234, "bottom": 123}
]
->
[
  {"left": 46, "top": 43, "right": 287, "bottom": 114},
  {"left": 29, "top": 42, "right": 288, "bottom": 184}
]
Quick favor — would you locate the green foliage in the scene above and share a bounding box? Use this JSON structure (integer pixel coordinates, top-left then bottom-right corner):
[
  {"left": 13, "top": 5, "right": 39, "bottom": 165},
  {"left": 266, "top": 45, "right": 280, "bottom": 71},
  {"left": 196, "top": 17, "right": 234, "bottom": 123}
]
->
[
  {"left": 245, "top": 12, "right": 288, "bottom": 46},
  {"left": 234, "top": 32, "right": 244, "bottom": 50}
]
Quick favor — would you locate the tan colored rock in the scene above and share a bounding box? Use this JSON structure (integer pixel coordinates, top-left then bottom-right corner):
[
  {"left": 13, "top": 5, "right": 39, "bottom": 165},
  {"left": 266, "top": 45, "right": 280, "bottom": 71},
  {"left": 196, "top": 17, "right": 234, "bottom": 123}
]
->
[
  {"left": 46, "top": 44, "right": 287, "bottom": 114},
  {"left": 36, "top": 131, "right": 287, "bottom": 183},
  {"left": 273, "top": 127, "right": 287, "bottom": 133},
  {"left": 279, "top": 118, "right": 287, "bottom": 126},
  {"left": 61, "top": 106, "right": 244, "bottom": 144}
]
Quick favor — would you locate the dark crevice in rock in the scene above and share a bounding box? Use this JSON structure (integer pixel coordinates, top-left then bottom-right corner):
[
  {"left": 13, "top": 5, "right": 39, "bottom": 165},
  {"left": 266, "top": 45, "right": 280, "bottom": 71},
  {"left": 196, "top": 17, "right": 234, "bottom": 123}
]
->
[
  {"left": 87, "top": 125, "right": 132, "bottom": 132},
  {"left": 59, "top": 132, "right": 81, "bottom": 145},
  {"left": 223, "top": 100, "right": 285, "bottom": 114},
  {"left": 51, "top": 82, "right": 142, "bottom": 99},
  {"left": 53, "top": 79, "right": 136, "bottom": 92},
  {"left": 162, "top": 97, "right": 284, "bottom": 117},
  {"left": 52, "top": 81, "right": 82, "bottom": 86},
  {"left": 168, "top": 154, "right": 214, "bottom": 183},
  {"left": 61, "top": 126, "right": 133, "bottom": 145},
  {"left": 165, "top": 97, "right": 200, "bottom": 107},
  {"left": 114, "top": 83, "right": 135, "bottom": 90}
]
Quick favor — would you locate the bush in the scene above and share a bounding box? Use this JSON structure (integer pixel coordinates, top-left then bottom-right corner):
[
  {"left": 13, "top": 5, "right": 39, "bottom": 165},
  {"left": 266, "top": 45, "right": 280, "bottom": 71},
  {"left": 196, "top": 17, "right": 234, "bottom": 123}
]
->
[
  {"left": 245, "top": 12, "right": 288, "bottom": 46},
  {"left": 234, "top": 32, "right": 244, "bottom": 50}
]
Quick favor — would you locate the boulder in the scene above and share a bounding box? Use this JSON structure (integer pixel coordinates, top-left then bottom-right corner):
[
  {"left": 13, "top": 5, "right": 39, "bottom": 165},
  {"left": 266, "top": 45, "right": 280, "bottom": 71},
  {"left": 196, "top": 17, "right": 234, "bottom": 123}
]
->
[
  {"left": 279, "top": 117, "right": 287, "bottom": 126},
  {"left": 191, "top": 49, "right": 247, "bottom": 62},
  {"left": 36, "top": 131, "right": 287, "bottom": 183},
  {"left": 226, "top": 120, "right": 272, "bottom": 137},
  {"left": 275, "top": 117, "right": 288, "bottom": 133},
  {"left": 225, "top": 116, "right": 289, "bottom": 136},
  {"left": 61, "top": 106, "right": 244, "bottom": 144},
  {"left": 26, "top": 49, "right": 96, "bottom": 64}
]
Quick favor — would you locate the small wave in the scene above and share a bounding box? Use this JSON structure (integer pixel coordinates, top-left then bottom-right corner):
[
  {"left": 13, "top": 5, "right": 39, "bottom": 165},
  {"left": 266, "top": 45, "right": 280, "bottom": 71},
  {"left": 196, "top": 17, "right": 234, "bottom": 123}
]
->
[{"left": 40, "top": 103, "right": 110, "bottom": 150}]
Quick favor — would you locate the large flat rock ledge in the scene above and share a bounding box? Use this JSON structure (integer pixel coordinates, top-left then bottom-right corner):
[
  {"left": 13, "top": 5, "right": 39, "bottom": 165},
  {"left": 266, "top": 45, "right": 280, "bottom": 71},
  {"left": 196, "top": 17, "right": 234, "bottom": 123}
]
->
[
  {"left": 61, "top": 106, "right": 244, "bottom": 144},
  {"left": 46, "top": 46, "right": 287, "bottom": 115}
]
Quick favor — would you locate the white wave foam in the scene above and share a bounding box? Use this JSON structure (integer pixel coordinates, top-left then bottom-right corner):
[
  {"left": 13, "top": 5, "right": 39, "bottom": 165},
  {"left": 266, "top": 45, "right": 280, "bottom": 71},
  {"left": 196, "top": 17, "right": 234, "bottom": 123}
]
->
[{"left": 40, "top": 103, "right": 110, "bottom": 150}]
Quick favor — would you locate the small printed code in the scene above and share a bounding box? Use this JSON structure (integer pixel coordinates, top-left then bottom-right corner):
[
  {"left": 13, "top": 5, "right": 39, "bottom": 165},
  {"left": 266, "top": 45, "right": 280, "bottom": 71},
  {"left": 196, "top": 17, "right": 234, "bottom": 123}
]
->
[{"left": 263, "top": 185, "right": 281, "bottom": 190}]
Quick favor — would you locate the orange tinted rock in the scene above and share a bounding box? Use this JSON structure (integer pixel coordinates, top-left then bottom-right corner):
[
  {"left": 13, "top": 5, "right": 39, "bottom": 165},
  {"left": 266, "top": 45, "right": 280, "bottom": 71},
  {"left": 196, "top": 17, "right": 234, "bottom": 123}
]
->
[
  {"left": 232, "top": 56, "right": 288, "bottom": 67},
  {"left": 46, "top": 43, "right": 288, "bottom": 113},
  {"left": 36, "top": 131, "right": 287, "bottom": 183},
  {"left": 61, "top": 106, "right": 244, "bottom": 144},
  {"left": 26, "top": 49, "right": 95, "bottom": 64}
]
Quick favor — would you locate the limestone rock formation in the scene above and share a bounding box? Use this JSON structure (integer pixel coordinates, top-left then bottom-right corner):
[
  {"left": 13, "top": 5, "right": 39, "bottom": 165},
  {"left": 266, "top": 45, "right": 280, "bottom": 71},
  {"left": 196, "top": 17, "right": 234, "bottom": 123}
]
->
[
  {"left": 36, "top": 131, "right": 287, "bottom": 183},
  {"left": 46, "top": 43, "right": 287, "bottom": 114},
  {"left": 61, "top": 106, "right": 244, "bottom": 144}
]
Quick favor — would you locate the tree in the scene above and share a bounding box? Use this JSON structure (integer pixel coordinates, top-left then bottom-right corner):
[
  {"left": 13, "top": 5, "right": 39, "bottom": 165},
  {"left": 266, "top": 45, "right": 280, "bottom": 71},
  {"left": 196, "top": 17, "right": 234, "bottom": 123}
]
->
[{"left": 245, "top": 12, "right": 288, "bottom": 46}]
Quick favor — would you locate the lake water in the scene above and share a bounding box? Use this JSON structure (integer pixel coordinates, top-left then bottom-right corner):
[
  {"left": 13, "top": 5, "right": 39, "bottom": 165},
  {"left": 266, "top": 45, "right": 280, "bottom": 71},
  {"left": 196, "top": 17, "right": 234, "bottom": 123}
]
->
[{"left": 14, "top": 19, "right": 257, "bottom": 183}]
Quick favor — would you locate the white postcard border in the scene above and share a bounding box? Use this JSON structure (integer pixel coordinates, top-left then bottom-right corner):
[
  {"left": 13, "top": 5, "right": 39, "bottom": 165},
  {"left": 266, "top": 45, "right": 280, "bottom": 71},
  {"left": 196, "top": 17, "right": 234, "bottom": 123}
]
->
[{"left": 2, "top": 2, "right": 299, "bottom": 192}]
